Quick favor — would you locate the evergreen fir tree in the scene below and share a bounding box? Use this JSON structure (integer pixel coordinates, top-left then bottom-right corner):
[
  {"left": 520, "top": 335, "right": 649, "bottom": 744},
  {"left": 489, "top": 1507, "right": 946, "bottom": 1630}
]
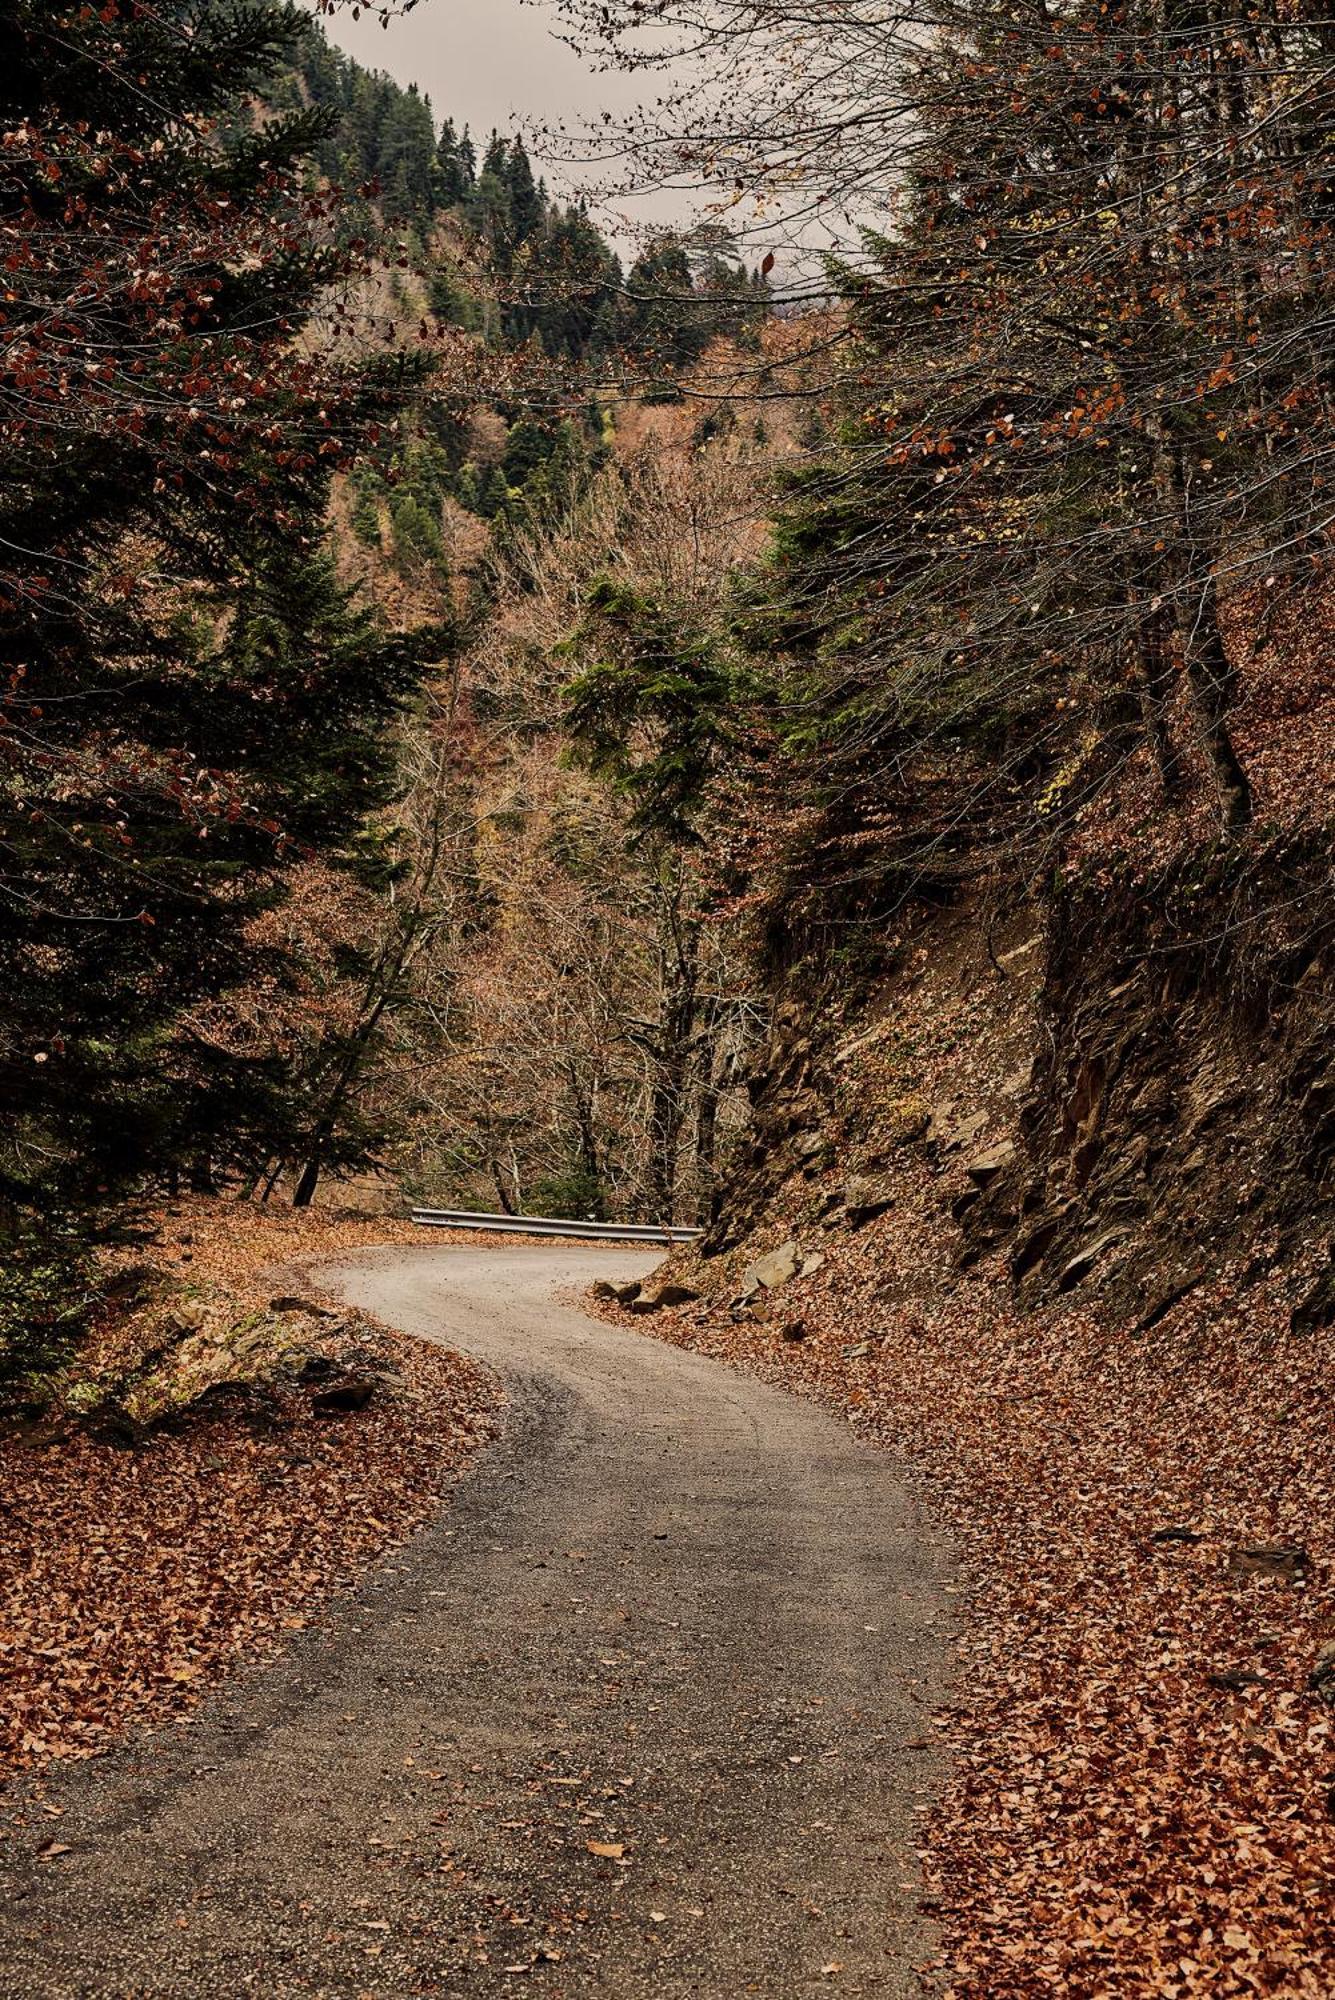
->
[
  {"left": 457, "top": 126, "right": 478, "bottom": 195},
  {"left": 437, "top": 118, "right": 467, "bottom": 203},
  {"left": 376, "top": 83, "right": 438, "bottom": 225},
  {"left": 0, "top": 1, "right": 436, "bottom": 1241},
  {"left": 505, "top": 138, "right": 544, "bottom": 245},
  {"left": 623, "top": 237, "right": 709, "bottom": 373}
]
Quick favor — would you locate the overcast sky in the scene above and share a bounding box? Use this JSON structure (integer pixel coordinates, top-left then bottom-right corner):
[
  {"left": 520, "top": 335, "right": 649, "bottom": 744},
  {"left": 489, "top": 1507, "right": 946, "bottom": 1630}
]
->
[{"left": 318, "top": 2, "right": 682, "bottom": 233}]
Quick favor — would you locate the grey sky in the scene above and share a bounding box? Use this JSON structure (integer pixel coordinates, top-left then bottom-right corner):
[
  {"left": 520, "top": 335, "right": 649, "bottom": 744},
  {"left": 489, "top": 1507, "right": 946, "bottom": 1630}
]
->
[{"left": 318, "top": 2, "right": 683, "bottom": 234}]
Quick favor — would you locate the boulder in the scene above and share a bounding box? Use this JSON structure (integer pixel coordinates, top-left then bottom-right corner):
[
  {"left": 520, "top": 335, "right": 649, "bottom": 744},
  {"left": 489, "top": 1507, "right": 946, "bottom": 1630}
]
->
[
  {"left": 1228, "top": 1542, "right": 1310, "bottom": 1583},
  {"left": 291, "top": 1352, "right": 338, "bottom": 1384},
  {"left": 590, "top": 1280, "right": 620, "bottom": 1301},
  {"left": 843, "top": 1179, "right": 896, "bottom": 1228},
  {"left": 743, "top": 1240, "right": 803, "bottom": 1292},
  {"left": 966, "top": 1142, "right": 1016, "bottom": 1187},
  {"left": 612, "top": 1280, "right": 643, "bottom": 1305},
  {"left": 793, "top": 1130, "right": 826, "bottom": 1160},
  {"left": 628, "top": 1281, "right": 700, "bottom": 1314},
  {"left": 164, "top": 1300, "right": 210, "bottom": 1335}
]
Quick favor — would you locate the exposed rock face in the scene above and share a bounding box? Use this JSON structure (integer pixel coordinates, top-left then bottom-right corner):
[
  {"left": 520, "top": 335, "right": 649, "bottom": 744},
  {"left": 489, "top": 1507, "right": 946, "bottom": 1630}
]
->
[
  {"left": 969, "top": 835, "right": 1335, "bottom": 1307},
  {"left": 928, "top": 1105, "right": 989, "bottom": 1154},
  {"left": 699, "top": 837, "right": 1335, "bottom": 1321},
  {"left": 702, "top": 999, "right": 836, "bottom": 1253},
  {"left": 966, "top": 1143, "right": 1015, "bottom": 1187}
]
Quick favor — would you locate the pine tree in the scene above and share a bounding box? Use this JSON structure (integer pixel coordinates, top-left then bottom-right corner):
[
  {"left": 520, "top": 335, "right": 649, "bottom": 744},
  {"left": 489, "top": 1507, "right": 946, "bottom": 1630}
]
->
[
  {"left": 437, "top": 118, "right": 467, "bottom": 203},
  {"left": 509, "top": 205, "right": 620, "bottom": 359},
  {"left": 623, "top": 237, "right": 708, "bottom": 374},
  {"left": 0, "top": 1, "right": 434, "bottom": 1241},
  {"left": 457, "top": 126, "right": 478, "bottom": 195},
  {"left": 505, "top": 138, "right": 544, "bottom": 245},
  {"left": 477, "top": 463, "right": 513, "bottom": 519},
  {"left": 376, "top": 83, "right": 438, "bottom": 226}
]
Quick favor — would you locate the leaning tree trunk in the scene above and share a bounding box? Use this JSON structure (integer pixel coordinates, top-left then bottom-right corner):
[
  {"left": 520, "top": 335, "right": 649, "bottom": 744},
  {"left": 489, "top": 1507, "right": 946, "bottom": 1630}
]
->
[{"left": 1145, "top": 416, "right": 1252, "bottom": 828}]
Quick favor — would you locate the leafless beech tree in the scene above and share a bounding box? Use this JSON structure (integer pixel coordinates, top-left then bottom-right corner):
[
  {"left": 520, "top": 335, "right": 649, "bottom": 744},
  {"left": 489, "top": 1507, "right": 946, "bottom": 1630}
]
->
[{"left": 388, "top": 430, "right": 770, "bottom": 1222}]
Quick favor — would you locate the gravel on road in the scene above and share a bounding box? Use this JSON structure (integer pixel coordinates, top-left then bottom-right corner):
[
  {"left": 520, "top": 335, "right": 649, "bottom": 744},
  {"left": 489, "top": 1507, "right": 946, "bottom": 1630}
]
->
[{"left": 0, "top": 1245, "right": 949, "bottom": 1999}]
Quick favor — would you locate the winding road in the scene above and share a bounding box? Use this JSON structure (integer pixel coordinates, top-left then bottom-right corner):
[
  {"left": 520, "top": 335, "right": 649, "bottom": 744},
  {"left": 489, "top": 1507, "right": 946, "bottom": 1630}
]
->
[{"left": 0, "top": 1245, "right": 948, "bottom": 1998}]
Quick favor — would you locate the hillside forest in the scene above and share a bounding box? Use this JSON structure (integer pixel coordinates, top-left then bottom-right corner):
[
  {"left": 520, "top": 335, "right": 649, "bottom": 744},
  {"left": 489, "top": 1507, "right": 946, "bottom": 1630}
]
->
[{"left": 5, "top": 2, "right": 1335, "bottom": 1996}]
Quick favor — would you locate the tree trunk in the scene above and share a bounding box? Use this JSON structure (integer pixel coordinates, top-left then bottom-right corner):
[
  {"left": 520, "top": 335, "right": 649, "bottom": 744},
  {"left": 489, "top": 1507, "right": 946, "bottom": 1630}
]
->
[
  {"left": 291, "top": 1127, "right": 330, "bottom": 1209},
  {"left": 1130, "top": 591, "right": 1184, "bottom": 802},
  {"left": 691, "top": 995, "right": 729, "bottom": 1225},
  {"left": 490, "top": 1158, "right": 517, "bottom": 1215},
  {"left": 1184, "top": 584, "right": 1252, "bottom": 829},
  {"left": 1146, "top": 418, "right": 1251, "bottom": 828}
]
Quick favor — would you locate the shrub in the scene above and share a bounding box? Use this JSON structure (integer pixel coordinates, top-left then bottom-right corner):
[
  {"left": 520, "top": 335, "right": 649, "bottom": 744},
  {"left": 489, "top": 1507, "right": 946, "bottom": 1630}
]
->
[{"left": 0, "top": 1212, "right": 96, "bottom": 1395}]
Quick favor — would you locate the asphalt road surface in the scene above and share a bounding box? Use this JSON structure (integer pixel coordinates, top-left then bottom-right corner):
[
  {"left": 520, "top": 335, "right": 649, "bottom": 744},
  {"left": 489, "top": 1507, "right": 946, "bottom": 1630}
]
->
[{"left": 0, "top": 1245, "right": 948, "bottom": 1998}]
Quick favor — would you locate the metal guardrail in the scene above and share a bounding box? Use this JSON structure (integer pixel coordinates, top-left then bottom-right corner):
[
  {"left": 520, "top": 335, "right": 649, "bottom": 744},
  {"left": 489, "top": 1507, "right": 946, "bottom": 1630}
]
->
[{"left": 411, "top": 1207, "right": 702, "bottom": 1246}]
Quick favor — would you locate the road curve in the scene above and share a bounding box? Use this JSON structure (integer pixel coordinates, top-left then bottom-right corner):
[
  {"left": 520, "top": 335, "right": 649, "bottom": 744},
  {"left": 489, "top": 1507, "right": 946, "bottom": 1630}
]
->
[{"left": 0, "top": 1245, "right": 949, "bottom": 1999}]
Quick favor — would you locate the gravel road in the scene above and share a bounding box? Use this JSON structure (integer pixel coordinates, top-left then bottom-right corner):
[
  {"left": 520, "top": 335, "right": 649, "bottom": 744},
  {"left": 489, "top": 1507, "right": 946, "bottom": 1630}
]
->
[{"left": 0, "top": 1245, "right": 949, "bottom": 1998}]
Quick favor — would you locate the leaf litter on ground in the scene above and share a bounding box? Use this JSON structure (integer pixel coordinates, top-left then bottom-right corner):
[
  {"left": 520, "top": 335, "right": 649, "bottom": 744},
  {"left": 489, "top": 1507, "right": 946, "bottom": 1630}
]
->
[
  {"left": 590, "top": 949, "right": 1335, "bottom": 1999},
  {"left": 0, "top": 1199, "right": 503, "bottom": 1789}
]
